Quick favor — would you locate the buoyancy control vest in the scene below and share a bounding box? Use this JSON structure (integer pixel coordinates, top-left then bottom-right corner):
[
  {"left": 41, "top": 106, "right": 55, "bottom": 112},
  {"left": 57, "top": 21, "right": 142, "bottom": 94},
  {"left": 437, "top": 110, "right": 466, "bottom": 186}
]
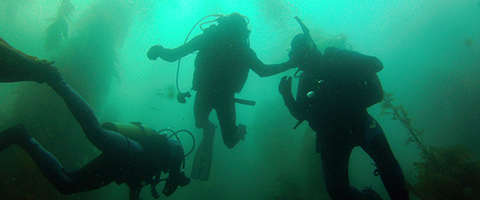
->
[
  {"left": 101, "top": 122, "right": 172, "bottom": 199},
  {"left": 302, "top": 47, "right": 384, "bottom": 118},
  {"left": 193, "top": 24, "right": 251, "bottom": 93},
  {"left": 101, "top": 122, "right": 171, "bottom": 162}
]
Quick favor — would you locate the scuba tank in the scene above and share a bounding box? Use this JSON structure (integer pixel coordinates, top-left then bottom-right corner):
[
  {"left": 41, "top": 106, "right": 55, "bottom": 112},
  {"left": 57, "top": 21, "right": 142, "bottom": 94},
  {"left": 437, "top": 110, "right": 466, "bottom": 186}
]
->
[
  {"left": 175, "top": 13, "right": 256, "bottom": 106},
  {"left": 101, "top": 122, "right": 195, "bottom": 199},
  {"left": 101, "top": 122, "right": 155, "bottom": 141},
  {"left": 101, "top": 122, "right": 195, "bottom": 157},
  {"left": 175, "top": 14, "right": 225, "bottom": 104}
]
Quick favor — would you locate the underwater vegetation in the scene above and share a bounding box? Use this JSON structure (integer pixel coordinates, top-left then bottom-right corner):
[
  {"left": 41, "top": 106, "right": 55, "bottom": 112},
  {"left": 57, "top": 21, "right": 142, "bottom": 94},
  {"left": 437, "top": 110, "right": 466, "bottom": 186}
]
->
[
  {"left": 380, "top": 93, "right": 480, "bottom": 200},
  {"left": 45, "top": 0, "right": 74, "bottom": 51},
  {"left": 1, "top": 0, "right": 136, "bottom": 199},
  {"left": 314, "top": 33, "right": 352, "bottom": 52}
]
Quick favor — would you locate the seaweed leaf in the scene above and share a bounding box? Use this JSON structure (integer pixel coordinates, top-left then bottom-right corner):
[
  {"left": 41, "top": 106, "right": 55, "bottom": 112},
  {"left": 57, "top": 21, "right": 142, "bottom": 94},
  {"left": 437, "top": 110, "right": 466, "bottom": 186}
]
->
[
  {"left": 380, "top": 92, "right": 480, "bottom": 199},
  {"left": 404, "top": 136, "right": 415, "bottom": 146},
  {"left": 44, "top": 0, "right": 74, "bottom": 51}
]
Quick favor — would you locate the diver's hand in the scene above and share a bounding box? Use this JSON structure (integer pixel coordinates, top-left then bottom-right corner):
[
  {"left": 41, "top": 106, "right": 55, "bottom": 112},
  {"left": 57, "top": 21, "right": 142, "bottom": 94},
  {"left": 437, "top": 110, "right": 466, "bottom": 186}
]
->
[
  {"left": 147, "top": 45, "right": 164, "bottom": 60},
  {"left": 162, "top": 180, "right": 177, "bottom": 197},
  {"left": 162, "top": 171, "right": 190, "bottom": 196},
  {"left": 279, "top": 76, "right": 292, "bottom": 97}
]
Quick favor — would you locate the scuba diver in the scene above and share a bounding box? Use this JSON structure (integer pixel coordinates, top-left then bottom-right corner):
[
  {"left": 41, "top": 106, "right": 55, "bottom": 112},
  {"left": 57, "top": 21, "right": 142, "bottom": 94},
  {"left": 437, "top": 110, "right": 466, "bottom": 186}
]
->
[
  {"left": 0, "top": 37, "right": 191, "bottom": 200},
  {"left": 278, "top": 17, "right": 410, "bottom": 200},
  {"left": 147, "top": 12, "right": 295, "bottom": 181}
]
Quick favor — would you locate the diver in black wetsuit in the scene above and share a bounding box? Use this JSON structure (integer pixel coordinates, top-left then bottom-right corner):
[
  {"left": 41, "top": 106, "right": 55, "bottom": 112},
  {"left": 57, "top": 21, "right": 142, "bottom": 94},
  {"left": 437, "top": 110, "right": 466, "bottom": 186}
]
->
[
  {"left": 278, "top": 27, "right": 410, "bottom": 199},
  {"left": 147, "top": 12, "right": 295, "bottom": 180},
  {"left": 0, "top": 37, "right": 190, "bottom": 200}
]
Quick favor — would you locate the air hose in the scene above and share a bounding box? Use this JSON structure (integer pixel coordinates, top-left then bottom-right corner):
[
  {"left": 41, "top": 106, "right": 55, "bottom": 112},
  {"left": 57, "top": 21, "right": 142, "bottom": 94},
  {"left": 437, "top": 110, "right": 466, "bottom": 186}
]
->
[
  {"left": 157, "top": 128, "right": 196, "bottom": 169},
  {"left": 176, "top": 14, "right": 225, "bottom": 103}
]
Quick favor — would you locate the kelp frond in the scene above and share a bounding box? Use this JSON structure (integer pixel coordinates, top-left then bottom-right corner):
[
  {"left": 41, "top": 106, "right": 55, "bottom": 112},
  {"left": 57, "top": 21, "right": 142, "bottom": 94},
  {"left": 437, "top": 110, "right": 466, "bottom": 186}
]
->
[
  {"left": 381, "top": 92, "right": 428, "bottom": 152},
  {"left": 45, "top": 0, "right": 74, "bottom": 51},
  {"left": 380, "top": 92, "right": 480, "bottom": 199}
]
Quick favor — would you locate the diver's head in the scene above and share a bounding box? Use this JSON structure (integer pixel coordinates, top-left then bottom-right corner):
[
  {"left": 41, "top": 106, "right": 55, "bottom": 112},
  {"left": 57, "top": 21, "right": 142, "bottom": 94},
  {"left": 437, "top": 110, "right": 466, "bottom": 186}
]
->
[
  {"left": 217, "top": 12, "right": 250, "bottom": 40},
  {"left": 289, "top": 33, "right": 320, "bottom": 70},
  {"left": 290, "top": 34, "right": 316, "bottom": 55}
]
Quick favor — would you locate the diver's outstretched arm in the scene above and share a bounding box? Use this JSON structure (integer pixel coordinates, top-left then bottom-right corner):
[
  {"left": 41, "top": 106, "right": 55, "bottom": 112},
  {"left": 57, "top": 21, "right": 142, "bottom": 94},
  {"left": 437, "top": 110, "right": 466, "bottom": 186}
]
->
[
  {"left": 147, "top": 34, "right": 203, "bottom": 62},
  {"left": 248, "top": 49, "right": 295, "bottom": 77}
]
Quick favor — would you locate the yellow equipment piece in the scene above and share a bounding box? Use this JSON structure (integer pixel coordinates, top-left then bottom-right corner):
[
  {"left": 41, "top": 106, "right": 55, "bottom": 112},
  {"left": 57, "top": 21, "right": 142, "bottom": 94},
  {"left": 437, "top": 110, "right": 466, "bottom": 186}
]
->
[{"left": 101, "top": 122, "right": 155, "bottom": 141}]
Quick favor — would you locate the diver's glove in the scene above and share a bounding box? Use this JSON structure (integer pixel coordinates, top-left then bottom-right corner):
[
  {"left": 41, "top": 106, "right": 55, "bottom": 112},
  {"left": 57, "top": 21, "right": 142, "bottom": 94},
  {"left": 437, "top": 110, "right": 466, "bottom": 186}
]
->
[
  {"left": 147, "top": 45, "right": 164, "bottom": 60},
  {"left": 177, "top": 171, "right": 191, "bottom": 187},
  {"left": 279, "top": 76, "right": 293, "bottom": 98},
  {"left": 162, "top": 171, "right": 191, "bottom": 196}
]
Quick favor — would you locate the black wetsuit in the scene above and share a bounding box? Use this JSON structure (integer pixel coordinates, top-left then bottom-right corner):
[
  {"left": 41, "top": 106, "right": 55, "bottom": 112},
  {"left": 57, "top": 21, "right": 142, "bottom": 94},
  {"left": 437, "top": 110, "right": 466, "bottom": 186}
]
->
[
  {"left": 24, "top": 79, "right": 184, "bottom": 199},
  {"left": 157, "top": 25, "right": 293, "bottom": 148},
  {"left": 282, "top": 47, "right": 409, "bottom": 200},
  {"left": 0, "top": 40, "right": 185, "bottom": 200}
]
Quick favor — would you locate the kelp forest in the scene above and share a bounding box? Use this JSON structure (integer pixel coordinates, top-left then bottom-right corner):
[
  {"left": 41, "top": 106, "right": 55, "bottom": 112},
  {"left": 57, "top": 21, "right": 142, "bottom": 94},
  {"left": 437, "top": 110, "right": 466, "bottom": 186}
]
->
[
  {"left": 380, "top": 93, "right": 480, "bottom": 200},
  {"left": 1, "top": 0, "right": 133, "bottom": 199},
  {"left": 1, "top": 0, "right": 479, "bottom": 200}
]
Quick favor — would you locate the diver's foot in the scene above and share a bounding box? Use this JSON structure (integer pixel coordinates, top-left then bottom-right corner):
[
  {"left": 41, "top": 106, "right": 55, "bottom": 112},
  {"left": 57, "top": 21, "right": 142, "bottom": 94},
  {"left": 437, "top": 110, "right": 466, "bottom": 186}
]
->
[
  {"left": 361, "top": 187, "right": 383, "bottom": 200},
  {"left": 0, "top": 124, "right": 31, "bottom": 151},
  {"left": 203, "top": 123, "right": 216, "bottom": 139},
  {"left": 1, "top": 60, "right": 61, "bottom": 84},
  {"left": 236, "top": 124, "right": 246, "bottom": 141},
  {"left": 0, "top": 41, "right": 62, "bottom": 84},
  {"left": 223, "top": 124, "right": 247, "bottom": 149}
]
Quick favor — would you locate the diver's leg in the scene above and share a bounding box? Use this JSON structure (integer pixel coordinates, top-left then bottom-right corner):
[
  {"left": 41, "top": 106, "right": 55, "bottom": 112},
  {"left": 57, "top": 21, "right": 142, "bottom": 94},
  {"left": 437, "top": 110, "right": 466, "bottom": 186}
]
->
[
  {"left": 0, "top": 39, "right": 143, "bottom": 154},
  {"left": 194, "top": 91, "right": 215, "bottom": 131},
  {"left": 0, "top": 124, "right": 78, "bottom": 194},
  {"left": 362, "top": 119, "right": 409, "bottom": 200},
  {"left": 215, "top": 91, "right": 245, "bottom": 149},
  {"left": 46, "top": 79, "right": 144, "bottom": 154},
  {"left": 193, "top": 90, "right": 216, "bottom": 140},
  {"left": 191, "top": 91, "right": 215, "bottom": 181},
  {"left": 64, "top": 153, "right": 116, "bottom": 193},
  {"left": 319, "top": 131, "right": 363, "bottom": 200}
]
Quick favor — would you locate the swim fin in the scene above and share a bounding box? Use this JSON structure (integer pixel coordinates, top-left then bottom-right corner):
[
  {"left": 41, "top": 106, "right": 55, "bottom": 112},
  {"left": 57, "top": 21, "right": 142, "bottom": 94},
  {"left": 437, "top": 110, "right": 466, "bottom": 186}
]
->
[
  {"left": 0, "top": 37, "right": 60, "bottom": 83},
  {"left": 190, "top": 123, "right": 216, "bottom": 181}
]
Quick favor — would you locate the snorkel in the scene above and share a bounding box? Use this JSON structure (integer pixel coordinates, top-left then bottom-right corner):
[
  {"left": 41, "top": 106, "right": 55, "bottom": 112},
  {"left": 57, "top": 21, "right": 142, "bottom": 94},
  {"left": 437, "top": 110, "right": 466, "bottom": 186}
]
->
[
  {"left": 289, "top": 16, "right": 317, "bottom": 129},
  {"left": 292, "top": 16, "right": 318, "bottom": 78},
  {"left": 293, "top": 16, "right": 317, "bottom": 54},
  {"left": 294, "top": 16, "right": 311, "bottom": 40}
]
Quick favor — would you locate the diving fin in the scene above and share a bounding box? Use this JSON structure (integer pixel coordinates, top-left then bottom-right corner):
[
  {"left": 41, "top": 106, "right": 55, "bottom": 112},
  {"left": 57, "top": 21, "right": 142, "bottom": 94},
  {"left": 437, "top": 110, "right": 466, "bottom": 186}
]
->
[
  {"left": 190, "top": 123, "right": 216, "bottom": 181},
  {"left": 0, "top": 37, "right": 61, "bottom": 83}
]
